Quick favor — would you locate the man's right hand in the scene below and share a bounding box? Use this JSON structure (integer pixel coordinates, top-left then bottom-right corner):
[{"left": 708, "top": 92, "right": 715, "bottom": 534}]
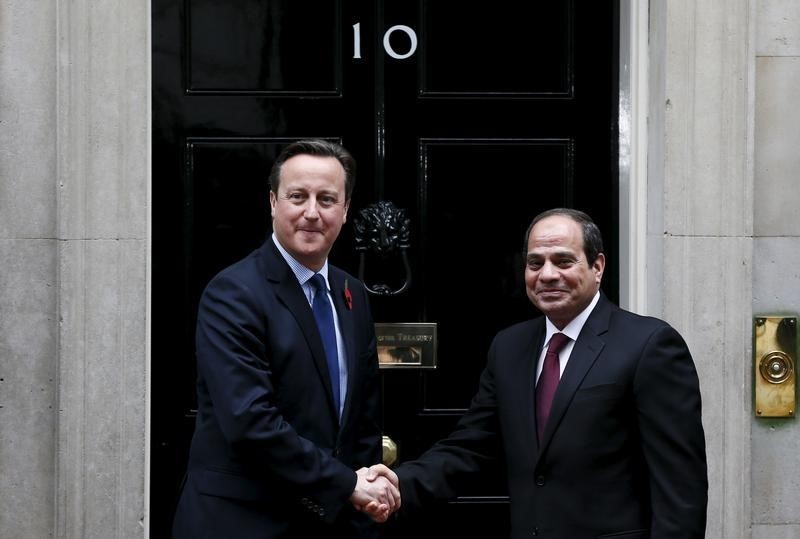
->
[
  {"left": 350, "top": 466, "right": 401, "bottom": 523},
  {"left": 357, "top": 464, "right": 401, "bottom": 521}
]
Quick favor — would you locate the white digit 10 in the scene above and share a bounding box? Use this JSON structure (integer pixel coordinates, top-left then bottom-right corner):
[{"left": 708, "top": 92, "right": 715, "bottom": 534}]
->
[{"left": 352, "top": 23, "right": 418, "bottom": 60}]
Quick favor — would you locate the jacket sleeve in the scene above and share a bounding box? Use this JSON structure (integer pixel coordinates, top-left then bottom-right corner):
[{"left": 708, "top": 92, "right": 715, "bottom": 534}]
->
[
  {"left": 396, "top": 337, "right": 502, "bottom": 512},
  {"left": 195, "top": 271, "right": 355, "bottom": 523},
  {"left": 634, "top": 324, "right": 708, "bottom": 537}
]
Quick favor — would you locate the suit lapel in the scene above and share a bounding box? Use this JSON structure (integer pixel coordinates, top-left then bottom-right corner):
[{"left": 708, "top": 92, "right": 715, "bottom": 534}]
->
[
  {"left": 537, "top": 296, "right": 612, "bottom": 452},
  {"left": 525, "top": 322, "right": 547, "bottom": 455},
  {"left": 262, "top": 241, "right": 339, "bottom": 421},
  {"left": 329, "top": 269, "right": 356, "bottom": 424}
]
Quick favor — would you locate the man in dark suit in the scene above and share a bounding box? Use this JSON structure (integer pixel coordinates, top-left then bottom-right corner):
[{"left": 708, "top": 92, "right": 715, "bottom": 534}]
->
[
  {"left": 172, "top": 140, "right": 398, "bottom": 539},
  {"left": 365, "top": 208, "right": 707, "bottom": 538}
]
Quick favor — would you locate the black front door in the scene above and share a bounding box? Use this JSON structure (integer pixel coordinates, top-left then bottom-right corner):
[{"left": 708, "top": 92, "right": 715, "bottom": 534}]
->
[{"left": 152, "top": 1, "right": 618, "bottom": 537}]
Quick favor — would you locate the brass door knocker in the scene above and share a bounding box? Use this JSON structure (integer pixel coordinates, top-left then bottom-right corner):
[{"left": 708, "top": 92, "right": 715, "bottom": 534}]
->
[{"left": 353, "top": 201, "right": 412, "bottom": 296}]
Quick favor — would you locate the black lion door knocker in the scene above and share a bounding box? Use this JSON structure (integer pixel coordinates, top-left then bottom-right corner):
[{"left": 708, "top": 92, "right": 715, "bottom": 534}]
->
[{"left": 352, "top": 201, "right": 412, "bottom": 296}]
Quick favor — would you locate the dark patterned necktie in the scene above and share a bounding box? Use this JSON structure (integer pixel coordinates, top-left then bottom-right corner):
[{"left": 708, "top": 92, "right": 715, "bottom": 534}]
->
[
  {"left": 536, "top": 332, "right": 570, "bottom": 441},
  {"left": 310, "top": 274, "right": 340, "bottom": 416}
]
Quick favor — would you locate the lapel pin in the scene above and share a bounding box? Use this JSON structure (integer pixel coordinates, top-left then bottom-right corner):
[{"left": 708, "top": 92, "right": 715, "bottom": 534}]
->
[{"left": 343, "top": 279, "right": 353, "bottom": 310}]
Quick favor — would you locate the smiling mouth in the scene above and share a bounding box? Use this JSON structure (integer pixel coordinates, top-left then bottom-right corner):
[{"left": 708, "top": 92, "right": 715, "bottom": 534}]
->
[{"left": 537, "top": 289, "right": 567, "bottom": 296}]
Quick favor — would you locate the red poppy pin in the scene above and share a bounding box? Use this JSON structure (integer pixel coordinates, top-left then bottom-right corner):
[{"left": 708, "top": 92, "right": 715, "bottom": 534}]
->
[{"left": 343, "top": 279, "right": 353, "bottom": 310}]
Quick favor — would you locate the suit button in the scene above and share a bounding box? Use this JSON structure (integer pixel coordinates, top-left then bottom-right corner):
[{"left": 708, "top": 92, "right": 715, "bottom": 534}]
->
[
  {"left": 334, "top": 447, "right": 342, "bottom": 457},
  {"left": 531, "top": 527, "right": 539, "bottom": 536},
  {"left": 535, "top": 475, "right": 545, "bottom": 486}
]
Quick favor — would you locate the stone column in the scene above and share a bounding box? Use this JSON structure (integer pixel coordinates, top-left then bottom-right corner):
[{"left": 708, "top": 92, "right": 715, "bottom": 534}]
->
[
  {"left": 0, "top": 0, "right": 150, "bottom": 537},
  {"left": 650, "top": 1, "right": 754, "bottom": 537},
  {"left": 55, "top": 1, "right": 150, "bottom": 536},
  {"left": 0, "top": 2, "right": 58, "bottom": 535}
]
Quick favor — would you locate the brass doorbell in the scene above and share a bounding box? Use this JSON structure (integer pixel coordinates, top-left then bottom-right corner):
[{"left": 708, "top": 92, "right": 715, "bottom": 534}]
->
[{"left": 753, "top": 316, "right": 796, "bottom": 418}]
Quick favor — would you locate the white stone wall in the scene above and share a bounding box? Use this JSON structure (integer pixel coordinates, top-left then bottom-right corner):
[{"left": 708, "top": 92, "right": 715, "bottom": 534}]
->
[
  {"left": 752, "top": 1, "right": 800, "bottom": 538},
  {"left": 650, "top": 1, "right": 800, "bottom": 537},
  {"left": 0, "top": 1, "right": 150, "bottom": 537}
]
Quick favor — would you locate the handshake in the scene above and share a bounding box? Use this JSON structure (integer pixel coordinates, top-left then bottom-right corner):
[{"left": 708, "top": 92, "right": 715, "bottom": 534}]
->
[{"left": 349, "top": 464, "right": 401, "bottom": 523}]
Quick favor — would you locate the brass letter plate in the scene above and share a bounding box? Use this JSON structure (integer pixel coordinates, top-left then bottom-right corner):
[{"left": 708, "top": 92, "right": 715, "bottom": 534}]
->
[
  {"left": 753, "top": 316, "right": 796, "bottom": 418},
  {"left": 375, "top": 322, "right": 437, "bottom": 369}
]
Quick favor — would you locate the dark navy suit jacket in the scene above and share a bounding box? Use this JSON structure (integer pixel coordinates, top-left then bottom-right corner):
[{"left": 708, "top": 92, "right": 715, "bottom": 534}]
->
[
  {"left": 172, "top": 239, "right": 381, "bottom": 539},
  {"left": 397, "top": 294, "right": 708, "bottom": 538}
]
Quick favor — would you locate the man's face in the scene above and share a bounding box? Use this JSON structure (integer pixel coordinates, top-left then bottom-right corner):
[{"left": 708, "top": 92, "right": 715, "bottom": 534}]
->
[
  {"left": 524, "top": 215, "right": 605, "bottom": 329},
  {"left": 269, "top": 154, "right": 349, "bottom": 271}
]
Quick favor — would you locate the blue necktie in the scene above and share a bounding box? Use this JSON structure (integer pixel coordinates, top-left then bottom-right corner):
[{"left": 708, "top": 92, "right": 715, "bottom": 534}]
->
[{"left": 310, "top": 274, "right": 341, "bottom": 415}]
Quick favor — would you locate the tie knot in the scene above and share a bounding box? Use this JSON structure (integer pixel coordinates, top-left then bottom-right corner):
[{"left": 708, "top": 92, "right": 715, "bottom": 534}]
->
[
  {"left": 310, "top": 274, "right": 327, "bottom": 294},
  {"left": 548, "top": 333, "right": 570, "bottom": 354}
]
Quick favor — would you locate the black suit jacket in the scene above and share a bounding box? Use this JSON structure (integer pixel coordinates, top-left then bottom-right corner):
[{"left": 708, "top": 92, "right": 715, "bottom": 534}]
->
[
  {"left": 172, "top": 239, "right": 382, "bottom": 539},
  {"left": 397, "top": 295, "right": 707, "bottom": 538}
]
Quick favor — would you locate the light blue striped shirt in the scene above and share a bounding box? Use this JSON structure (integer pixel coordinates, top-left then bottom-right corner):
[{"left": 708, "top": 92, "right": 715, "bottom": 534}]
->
[{"left": 271, "top": 234, "right": 348, "bottom": 419}]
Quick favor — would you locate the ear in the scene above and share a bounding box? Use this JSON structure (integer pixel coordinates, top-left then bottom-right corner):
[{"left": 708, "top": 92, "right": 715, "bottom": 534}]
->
[
  {"left": 269, "top": 191, "right": 277, "bottom": 218},
  {"left": 592, "top": 252, "right": 606, "bottom": 284},
  {"left": 342, "top": 199, "right": 350, "bottom": 223}
]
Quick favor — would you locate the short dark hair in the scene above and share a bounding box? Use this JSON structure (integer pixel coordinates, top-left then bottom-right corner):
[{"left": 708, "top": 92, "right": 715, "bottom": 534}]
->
[
  {"left": 523, "top": 208, "right": 604, "bottom": 265},
  {"left": 268, "top": 139, "right": 356, "bottom": 200}
]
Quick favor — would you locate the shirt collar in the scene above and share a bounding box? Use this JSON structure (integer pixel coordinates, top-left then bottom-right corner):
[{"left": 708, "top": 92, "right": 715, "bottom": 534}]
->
[
  {"left": 543, "top": 290, "right": 600, "bottom": 345},
  {"left": 271, "top": 234, "right": 330, "bottom": 289}
]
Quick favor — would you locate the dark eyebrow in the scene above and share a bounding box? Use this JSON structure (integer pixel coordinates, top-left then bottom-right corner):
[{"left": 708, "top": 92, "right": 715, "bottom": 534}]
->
[{"left": 526, "top": 250, "right": 579, "bottom": 261}]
